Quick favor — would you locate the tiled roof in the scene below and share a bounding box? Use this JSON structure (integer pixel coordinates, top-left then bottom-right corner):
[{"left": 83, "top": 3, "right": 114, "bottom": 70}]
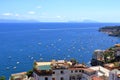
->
[
  {"left": 92, "top": 76, "right": 103, "bottom": 80},
  {"left": 83, "top": 68, "right": 96, "bottom": 73}
]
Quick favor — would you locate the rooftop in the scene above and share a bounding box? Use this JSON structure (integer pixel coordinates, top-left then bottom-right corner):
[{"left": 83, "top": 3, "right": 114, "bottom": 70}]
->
[
  {"left": 10, "top": 72, "right": 28, "bottom": 80},
  {"left": 83, "top": 68, "right": 96, "bottom": 73},
  {"left": 90, "top": 66, "right": 110, "bottom": 77},
  {"left": 92, "top": 76, "right": 103, "bottom": 80},
  {"left": 111, "top": 69, "right": 120, "bottom": 74},
  {"left": 115, "top": 44, "right": 120, "bottom": 47},
  {"left": 38, "top": 65, "right": 51, "bottom": 70},
  {"left": 35, "top": 62, "right": 51, "bottom": 66}
]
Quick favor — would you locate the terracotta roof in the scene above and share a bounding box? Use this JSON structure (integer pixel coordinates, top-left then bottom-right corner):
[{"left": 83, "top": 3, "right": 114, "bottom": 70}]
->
[
  {"left": 83, "top": 68, "right": 96, "bottom": 73},
  {"left": 74, "top": 64, "right": 86, "bottom": 68},
  {"left": 92, "top": 76, "right": 103, "bottom": 80},
  {"left": 117, "top": 74, "right": 120, "bottom": 78},
  {"left": 69, "top": 68, "right": 85, "bottom": 70}
]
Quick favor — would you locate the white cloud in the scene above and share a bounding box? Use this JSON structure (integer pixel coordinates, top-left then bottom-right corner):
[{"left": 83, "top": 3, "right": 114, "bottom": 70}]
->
[
  {"left": 15, "top": 14, "right": 20, "bottom": 17},
  {"left": 56, "top": 16, "right": 61, "bottom": 18},
  {"left": 2, "top": 13, "right": 13, "bottom": 16},
  {"left": 36, "top": 6, "right": 42, "bottom": 9},
  {"left": 28, "top": 11, "right": 36, "bottom": 15}
]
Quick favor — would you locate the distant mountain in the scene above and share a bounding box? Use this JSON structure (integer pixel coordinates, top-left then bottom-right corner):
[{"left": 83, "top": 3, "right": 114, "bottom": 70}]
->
[
  {"left": 0, "top": 19, "right": 40, "bottom": 23},
  {"left": 67, "top": 19, "right": 99, "bottom": 23},
  {"left": 82, "top": 19, "right": 99, "bottom": 23}
]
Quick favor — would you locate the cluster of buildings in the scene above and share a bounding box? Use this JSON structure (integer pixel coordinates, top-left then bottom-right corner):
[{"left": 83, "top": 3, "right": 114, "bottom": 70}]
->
[
  {"left": 9, "top": 44, "right": 120, "bottom": 80},
  {"left": 10, "top": 59, "right": 120, "bottom": 80}
]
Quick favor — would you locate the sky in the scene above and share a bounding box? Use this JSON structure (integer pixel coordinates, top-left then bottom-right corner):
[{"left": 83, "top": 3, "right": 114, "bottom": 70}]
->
[{"left": 0, "top": 0, "right": 120, "bottom": 22}]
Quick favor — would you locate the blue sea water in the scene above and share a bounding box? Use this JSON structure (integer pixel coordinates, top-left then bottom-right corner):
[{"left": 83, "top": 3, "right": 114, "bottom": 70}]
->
[{"left": 0, "top": 23, "right": 120, "bottom": 79}]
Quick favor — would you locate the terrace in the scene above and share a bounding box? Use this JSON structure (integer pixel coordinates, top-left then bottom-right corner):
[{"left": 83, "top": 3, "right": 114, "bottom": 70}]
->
[
  {"left": 33, "top": 62, "right": 52, "bottom": 76},
  {"left": 10, "top": 72, "right": 28, "bottom": 80}
]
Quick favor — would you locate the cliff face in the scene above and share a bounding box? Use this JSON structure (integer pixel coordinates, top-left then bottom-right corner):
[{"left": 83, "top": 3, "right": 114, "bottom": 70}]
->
[
  {"left": 99, "top": 26, "right": 120, "bottom": 37},
  {"left": 91, "top": 44, "right": 120, "bottom": 66}
]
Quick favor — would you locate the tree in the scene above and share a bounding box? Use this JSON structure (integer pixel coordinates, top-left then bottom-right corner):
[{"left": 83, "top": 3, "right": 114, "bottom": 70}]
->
[
  {"left": 0, "top": 76, "right": 6, "bottom": 80},
  {"left": 70, "top": 58, "right": 78, "bottom": 65},
  {"left": 104, "top": 51, "right": 115, "bottom": 63},
  {"left": 26, "top": 70, "right": 33, "bottom": 78}
]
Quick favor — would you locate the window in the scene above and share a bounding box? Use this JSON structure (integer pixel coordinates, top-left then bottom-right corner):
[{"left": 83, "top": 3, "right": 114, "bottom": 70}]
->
[
  {"left": 79, "top": 70, "right": 81, "bottom": 72},
  {"left": 52, "top": 78, "right": 55, "bottom": 80},
  {"left": 45, "top": 77, "right": 48, "bottom": 80},
  {"left": 52, "top": 71, "right": 55, "bottom": 74},
  {"left": 71, "top": 70, "right": 73, "bottom": 73},
  {"left": 82, "top": 70, "right": 84, "bottom": 73},
  {"left": 75, "top": 70, "right": 78, "bottom": 73},
  {"left": 71, "top": 76, "right": 75, "bottom": 79},
  {"left": 70, "top": 76, "right": 75, "bottom": 80},
  {"left": 61, "top": 77, "right": 64, "bottom": 80},
  {"left": 61, "top": 71, "right": 64, "bottom": 74}
]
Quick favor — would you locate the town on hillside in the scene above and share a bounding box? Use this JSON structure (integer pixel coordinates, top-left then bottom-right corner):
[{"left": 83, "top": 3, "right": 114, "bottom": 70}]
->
[{"left": 9, "top": 44, "right": 120, "bottom": 80}]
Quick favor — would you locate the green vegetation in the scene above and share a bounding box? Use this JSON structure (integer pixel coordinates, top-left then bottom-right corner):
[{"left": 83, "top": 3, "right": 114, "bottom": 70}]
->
[
  {"left": 10, "top": 76, "right": 14, "bottom": 80},
  {"left": 91, "top": 44, "right": 120, "bottom": 66},
  {"left": 114, "top": 62, "right": 120, "bottom": 67},
  {"left": 26, "top": 70, "right": 33, "bottom": 78},
  {"left": 70, "top": 58, "right": 78, "bottom": 65},
  {"left": 0, "top": 76, "right": 6, "bottom": 80},
  {"left": 103, "top": 51, "right": 115, "bottom": 63}
]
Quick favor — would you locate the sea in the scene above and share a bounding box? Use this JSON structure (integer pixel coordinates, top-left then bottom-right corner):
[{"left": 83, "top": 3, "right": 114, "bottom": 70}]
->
[{"left": 0, "top": 22, "right": 120, "bottom": 79}]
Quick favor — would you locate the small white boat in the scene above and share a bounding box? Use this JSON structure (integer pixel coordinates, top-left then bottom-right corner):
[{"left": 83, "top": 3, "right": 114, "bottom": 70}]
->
[
  {"left": 58, "top": 38, "right": 62, "bottom": 41},
  {"left": 31, "top": 57, "right": 33, "bottom": 60},
  {"left": 13, "top": 67, "right": 16, "bottom": 69},
  {"left": 16, "top": 62, "right": 20, "bottom": 64}
]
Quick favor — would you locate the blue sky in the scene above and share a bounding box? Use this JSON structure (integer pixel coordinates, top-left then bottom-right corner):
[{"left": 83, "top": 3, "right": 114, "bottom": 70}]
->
[{"left": 0, "top": 0, "right": 120, "bottom": 22}]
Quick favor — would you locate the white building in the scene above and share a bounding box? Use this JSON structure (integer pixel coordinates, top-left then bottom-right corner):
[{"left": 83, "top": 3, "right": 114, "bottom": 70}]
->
[
  {"left": 89, "top": 66, "right": 110, "bottom": 77},
  {"left": 109, "top": 69, "right": 120, "bottom": 80},
  {"left": 10, "top": 72, "right": 28, "bottom": 80},
  {"left": 69, "top": 67, "right": 97, "bottom": 80},
  {"left": 33, "top": 60, "right": 97, "bottom": 80}
]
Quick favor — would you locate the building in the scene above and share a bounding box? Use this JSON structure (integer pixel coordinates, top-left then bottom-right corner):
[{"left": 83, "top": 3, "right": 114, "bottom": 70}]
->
[
  {"left": 10, "top": 59, "right": 120, "bottom": 80},
  {"left": 109, "top": 69, "right": 120, "bottom": 80},
  {"left": 33, "top": 60, "right": 71, "bottom": 80},
  {"left": 89, "top": 66, "right": 110, "bottom": 77},
  {"left": 33, "top": 61, "right": 52, "bottom": 80},
  {"left": 33, "top": 60, "right": 97, "bottom": 80},
  {"left": 115, "top": 44, "right": 120, "bottom": 47},
  {"left": 10, "top": 72, "right": 28, "bottom": 80},
  {"left": 69, "top": 67, "right": 97, "bottom": 80}
]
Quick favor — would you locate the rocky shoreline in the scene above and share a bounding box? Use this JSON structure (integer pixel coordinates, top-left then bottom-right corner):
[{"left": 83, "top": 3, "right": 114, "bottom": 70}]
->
[
  {"left": 99, "top": 26, "right": 120, "bottom": 37},
  {"left": 91, "top": 44, "right": 120, "bottom": 66}
]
